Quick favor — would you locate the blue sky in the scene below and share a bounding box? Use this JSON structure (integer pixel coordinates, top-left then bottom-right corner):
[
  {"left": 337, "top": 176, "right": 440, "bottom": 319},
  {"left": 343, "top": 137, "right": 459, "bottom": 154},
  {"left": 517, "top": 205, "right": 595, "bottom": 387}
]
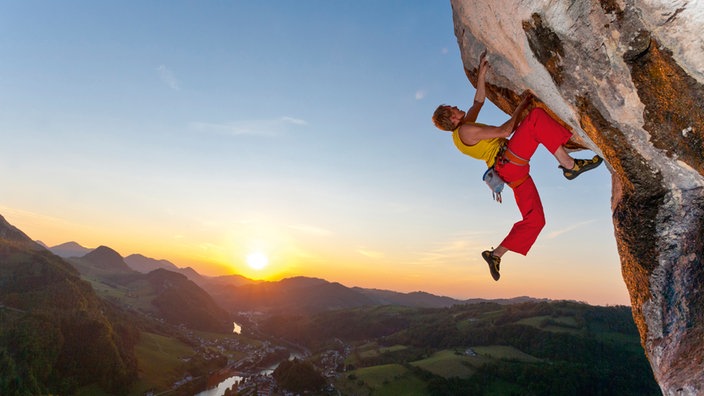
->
[{"left": 0, "top": 1, "right": 627, "bottom": 305}]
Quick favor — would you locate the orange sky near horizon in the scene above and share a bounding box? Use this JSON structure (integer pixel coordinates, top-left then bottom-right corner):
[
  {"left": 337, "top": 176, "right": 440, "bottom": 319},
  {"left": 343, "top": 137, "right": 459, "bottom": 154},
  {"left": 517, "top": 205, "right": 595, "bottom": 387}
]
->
[{"left": 1, "top": 204, "right": 629, "bottom": 306}]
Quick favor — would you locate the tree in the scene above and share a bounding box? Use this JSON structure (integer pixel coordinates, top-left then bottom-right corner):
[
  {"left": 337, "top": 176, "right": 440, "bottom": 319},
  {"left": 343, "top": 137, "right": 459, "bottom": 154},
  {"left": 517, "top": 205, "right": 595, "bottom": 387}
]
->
[{"left": 272, "top": 358, "right": 326, "bottom": 393}]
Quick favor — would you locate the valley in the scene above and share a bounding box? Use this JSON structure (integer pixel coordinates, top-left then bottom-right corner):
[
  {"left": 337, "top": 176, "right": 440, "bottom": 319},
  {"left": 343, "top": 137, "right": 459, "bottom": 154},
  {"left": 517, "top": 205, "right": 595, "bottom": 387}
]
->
[{"left": 0, "top": 215, "right": 659, "bottom": 395}]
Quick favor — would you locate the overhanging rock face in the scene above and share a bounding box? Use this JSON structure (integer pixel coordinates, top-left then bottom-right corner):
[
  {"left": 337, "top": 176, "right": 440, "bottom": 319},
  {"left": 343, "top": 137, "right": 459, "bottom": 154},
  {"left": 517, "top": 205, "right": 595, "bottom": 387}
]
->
[{"left": 449, "top": 0, "right": 704, "bottom": 394}]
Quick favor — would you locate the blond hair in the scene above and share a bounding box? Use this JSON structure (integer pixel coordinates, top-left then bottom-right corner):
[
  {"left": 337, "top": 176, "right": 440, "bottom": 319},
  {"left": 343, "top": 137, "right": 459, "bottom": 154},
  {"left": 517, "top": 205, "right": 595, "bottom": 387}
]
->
[{"left": 432, "top": 105, "right": 455, "bottom": 131}]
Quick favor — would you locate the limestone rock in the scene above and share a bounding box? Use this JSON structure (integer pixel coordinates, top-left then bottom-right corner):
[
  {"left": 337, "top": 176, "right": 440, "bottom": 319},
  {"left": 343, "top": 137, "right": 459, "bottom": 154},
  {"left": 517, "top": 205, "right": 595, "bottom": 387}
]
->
[{"left": 450, "top": 0, "right": 704, "bottom": 394}]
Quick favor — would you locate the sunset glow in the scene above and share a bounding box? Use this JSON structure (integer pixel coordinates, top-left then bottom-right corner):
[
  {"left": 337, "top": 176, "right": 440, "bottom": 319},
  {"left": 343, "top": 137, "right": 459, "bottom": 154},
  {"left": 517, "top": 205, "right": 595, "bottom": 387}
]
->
[
  {"left": 246, "top": 252, "right": 269, "bottom": 270},
  {"left": 0, "top": 2, "right": 629, "bottom": 306}
]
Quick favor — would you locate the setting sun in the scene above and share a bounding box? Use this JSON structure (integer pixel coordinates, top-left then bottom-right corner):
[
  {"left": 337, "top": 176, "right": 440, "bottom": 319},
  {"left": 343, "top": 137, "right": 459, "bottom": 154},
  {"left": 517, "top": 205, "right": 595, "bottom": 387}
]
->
[{"left": 246, "top": 252, "right": 269, "bottom": 270}]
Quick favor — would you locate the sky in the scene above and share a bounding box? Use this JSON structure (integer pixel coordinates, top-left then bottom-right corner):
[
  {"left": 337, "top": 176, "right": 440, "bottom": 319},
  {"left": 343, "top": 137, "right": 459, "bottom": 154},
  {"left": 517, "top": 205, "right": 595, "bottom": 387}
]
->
[{"left": 0, "top": 1, "right": 628, "bottom": 306}]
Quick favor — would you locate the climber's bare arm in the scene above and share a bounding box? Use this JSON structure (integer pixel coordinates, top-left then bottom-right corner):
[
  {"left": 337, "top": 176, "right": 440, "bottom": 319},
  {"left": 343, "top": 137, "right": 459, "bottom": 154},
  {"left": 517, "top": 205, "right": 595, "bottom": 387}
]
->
[
  {"left": 457, "top": 123, "right": 510, "bottom": 146},
  {"left": 458, "top": 91, "right": 533, "bottom": 146},
  {"left": 463, "top": 51, "right": 489, "bottom": 123},
  {"left": 506, "top": 92, "right": 532, "bottom": 131}
]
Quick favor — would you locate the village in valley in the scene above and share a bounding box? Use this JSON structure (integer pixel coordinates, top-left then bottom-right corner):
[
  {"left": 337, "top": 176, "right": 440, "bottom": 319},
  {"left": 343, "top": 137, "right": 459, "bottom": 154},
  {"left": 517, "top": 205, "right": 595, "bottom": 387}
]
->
[{"left": 156, "top": 315, "right": 351, "bottom": 396}]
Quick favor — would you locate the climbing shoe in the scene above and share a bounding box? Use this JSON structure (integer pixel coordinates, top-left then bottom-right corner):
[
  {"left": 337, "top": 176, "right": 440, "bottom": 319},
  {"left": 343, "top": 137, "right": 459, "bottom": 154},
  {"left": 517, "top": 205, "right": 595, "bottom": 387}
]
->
[
  {"left": 482, "top": 250, "right": 501, "bottom": 281},
  {"left": 560, "top": 155, "right": 603, "bottom": 180}
]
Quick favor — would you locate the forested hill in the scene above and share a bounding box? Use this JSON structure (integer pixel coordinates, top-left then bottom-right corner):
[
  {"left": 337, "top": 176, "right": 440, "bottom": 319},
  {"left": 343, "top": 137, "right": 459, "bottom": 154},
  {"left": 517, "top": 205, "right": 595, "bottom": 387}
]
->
[
  {"left": 0, "top": 215, "right": 138, "bottom": 395},
  {"left": 66, "top": 247, "right": 231, "bottom": 333}
]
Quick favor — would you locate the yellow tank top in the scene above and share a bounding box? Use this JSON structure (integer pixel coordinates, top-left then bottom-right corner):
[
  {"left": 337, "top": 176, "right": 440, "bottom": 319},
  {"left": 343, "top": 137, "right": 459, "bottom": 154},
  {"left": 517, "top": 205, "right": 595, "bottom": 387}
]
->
[{"left": 452, "top": 126, "right": 506, "bottom": 168}]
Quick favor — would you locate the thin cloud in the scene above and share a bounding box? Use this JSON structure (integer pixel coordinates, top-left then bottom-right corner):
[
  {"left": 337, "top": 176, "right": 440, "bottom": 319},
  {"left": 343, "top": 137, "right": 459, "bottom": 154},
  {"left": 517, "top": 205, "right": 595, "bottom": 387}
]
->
[
  {"left": 415, "top": 90, "right": 426, "bottom": 100},
  {"left": 546, "top": 220, "right": 596, "bottom": 239},
  {"left": 357, "top": 249, "right": 385, "bottom": 259},
  {"left": 288, "top": 224, "right": 333, "bottom": 237},
  {"left": 411, "top": 231, "right": 490, "bottom": 269},
  {"left": 0, "top": 206, "right": 94, "bottom": 238},
  {"left": 156, "top": 65, "right": 180, "bottom": 90},
  {"left": 281, "top": 116, "right": 307, "bottom": 126},
  {"left": 190, "top": 116, "right": 308, "bottom": 137}
]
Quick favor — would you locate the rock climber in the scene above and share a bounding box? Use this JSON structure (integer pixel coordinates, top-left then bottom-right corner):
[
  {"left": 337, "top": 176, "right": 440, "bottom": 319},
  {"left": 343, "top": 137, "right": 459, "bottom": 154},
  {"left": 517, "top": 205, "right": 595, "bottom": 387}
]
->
[{"left": 431, "top": 51, "right": 603, "bottom": 281}]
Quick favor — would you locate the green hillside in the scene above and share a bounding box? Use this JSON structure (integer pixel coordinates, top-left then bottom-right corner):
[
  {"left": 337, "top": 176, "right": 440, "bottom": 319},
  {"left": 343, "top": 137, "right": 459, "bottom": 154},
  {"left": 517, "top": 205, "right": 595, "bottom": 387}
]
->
[
  {"left": 69, "top": 253, "right": 231, "bottom": 333},
  {"left": 0, "top": 217, "right": 138, "bottom": 395},
  {"left": 0, "top": 216, "right": 234, "bottom": 396}
]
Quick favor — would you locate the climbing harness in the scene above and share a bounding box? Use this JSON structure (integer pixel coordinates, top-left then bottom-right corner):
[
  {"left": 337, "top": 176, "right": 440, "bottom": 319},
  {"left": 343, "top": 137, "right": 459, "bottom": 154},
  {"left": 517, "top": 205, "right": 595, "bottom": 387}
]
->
[{"left": 482, "top": 143, "right": 530, "bottom": 203}]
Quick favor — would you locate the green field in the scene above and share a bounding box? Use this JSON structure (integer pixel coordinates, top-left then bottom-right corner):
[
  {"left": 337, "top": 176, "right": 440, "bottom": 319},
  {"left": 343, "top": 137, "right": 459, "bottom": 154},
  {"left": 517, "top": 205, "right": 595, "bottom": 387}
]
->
[
  {"left": 355, "top": 364, "right": 409, "bottom": 387},
  {"left": 410, "top": 349, "right": 479, "bottom": 378},
  {"left": 337, "top": 364, "right": 426, "bottom": 396},
  {"left": 517, "top": 315, "right": 582, "bottom": 334},
  {"left": 409, "top": 346, "right": 541, "bottom": 379},
  {"left": 472, "top": 345, "right": 542, "bottom": 363},
  {"left": 357, "top": 343, "right": 407, "bottom": 359},
  {"left": 346, "top": 342, "right": 409, "bottom": 368},
  {"left": 129, "top": 331, "right": 196, "bottom": 395},
  {"left": 81, "top": 274, "right": 159, "bottom": 314}
]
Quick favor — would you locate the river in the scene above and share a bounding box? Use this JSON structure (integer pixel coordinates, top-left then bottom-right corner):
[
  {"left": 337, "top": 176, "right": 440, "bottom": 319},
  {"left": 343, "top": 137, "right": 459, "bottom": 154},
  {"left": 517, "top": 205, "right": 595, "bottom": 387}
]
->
[
  {"left": 194, "top": 374, "right": 243, "bottom": 396},
  {"left": 195, "top": 351, "right": 305, "bottom": 396}
]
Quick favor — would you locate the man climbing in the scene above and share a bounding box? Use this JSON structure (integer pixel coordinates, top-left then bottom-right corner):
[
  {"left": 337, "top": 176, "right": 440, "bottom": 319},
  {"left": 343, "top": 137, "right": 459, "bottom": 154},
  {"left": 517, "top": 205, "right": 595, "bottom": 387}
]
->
[{"left": 431, "top": 51, "right": 603, "bottom": 281}]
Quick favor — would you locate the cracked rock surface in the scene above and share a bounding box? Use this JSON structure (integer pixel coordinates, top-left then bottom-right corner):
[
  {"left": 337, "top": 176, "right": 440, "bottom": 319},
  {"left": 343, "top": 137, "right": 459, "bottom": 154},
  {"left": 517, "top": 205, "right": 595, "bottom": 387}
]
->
[{"left": 450, "top": 1, "right": 704, "bottom": 394}]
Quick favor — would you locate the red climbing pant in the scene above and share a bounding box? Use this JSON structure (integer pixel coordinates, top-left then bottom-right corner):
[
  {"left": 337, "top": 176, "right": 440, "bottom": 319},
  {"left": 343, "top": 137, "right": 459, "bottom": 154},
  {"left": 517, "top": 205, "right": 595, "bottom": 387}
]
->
[{"left": 493, "top": 108, "right": 572, "bottom": 255}]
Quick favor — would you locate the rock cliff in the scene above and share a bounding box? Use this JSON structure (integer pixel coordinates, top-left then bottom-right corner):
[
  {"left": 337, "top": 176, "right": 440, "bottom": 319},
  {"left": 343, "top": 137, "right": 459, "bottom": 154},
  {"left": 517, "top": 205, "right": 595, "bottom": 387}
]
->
[{"left": 449, "top": 0, "right": 704, "bottom": 394}]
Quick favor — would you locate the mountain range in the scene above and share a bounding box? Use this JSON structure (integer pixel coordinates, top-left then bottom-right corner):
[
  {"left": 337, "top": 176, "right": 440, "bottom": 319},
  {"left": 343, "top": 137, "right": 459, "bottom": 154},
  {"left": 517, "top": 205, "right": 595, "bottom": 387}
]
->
[
  {"left": 41, "top": 240, "right": 92, "bottom": 258},
  {"left": 44, "top": 240, "right": 542, "bottom": 314},
  {"left": 62, "top": 244, "right": 230, "bottom": 333}
]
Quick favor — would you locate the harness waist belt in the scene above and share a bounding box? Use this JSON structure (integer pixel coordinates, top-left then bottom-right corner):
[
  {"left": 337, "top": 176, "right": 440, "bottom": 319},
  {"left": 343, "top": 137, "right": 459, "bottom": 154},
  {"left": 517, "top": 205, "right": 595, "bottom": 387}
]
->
[
  {"left": 503, "top": 148, "right": 529, "bottom": 166},
  {"left": 492, "top": 143, "right": 530, "bottom": 189}
]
